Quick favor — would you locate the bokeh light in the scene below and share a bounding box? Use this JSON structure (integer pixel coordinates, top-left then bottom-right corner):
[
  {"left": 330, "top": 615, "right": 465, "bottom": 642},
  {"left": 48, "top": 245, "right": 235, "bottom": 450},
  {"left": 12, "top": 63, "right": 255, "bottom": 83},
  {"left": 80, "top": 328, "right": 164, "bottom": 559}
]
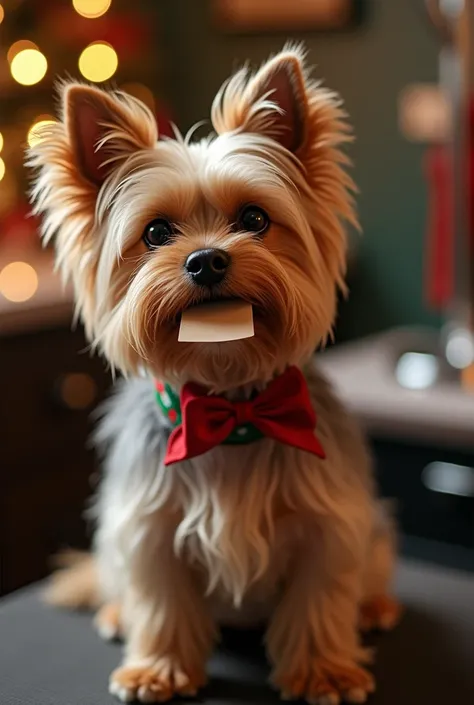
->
[
  {"left": 121, "top": 83, "right": 155, "bottom": 112},
  {"left": 0, "top": 262, "right": 39, "bottom": 303},
  {"left": 59, "top": 373, "right": 98, "bottom": 410},
  {"left": 72, "top": 0, "right": 111, "bottom": 19},
  {"left": 0, "top": 5, "right": 4, "bottom": 25},
  {"left": 78, "top": 42, "right": 118, "bottom": 82},
  {"left": 27, "top": 116, "right": 57, "bottom": 148},
  {"left": 10, "top": 48, "right": 48, "bottom": 86},
  {"left": 0, "top": 157, "right": 5, "bottom": 182},
  {"left": 0, "top": 132, "right": 3, "bottom": 153},
  {"left": 7, "top": 40, "right": 39, "bottom": 65}
]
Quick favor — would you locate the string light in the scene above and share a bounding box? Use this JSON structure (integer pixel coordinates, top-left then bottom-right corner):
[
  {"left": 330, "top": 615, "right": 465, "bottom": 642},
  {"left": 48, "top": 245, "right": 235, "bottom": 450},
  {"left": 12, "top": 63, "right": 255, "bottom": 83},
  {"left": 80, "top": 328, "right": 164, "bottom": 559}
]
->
[
  {"left": 0, "top": 262, "right": 39, "bottom": 303},
  {"left": 0, "top": 157, "right": 5, "bottom": 182},
  {"left": 0, "top": 132, "right": 3, "bottom": 153},
  {"left": 78, "top": 42, "right": 118, "bottom": 82},
  {"left": 7, "top": 39, "right": 39, "bottom": 64},
  {"left": 72, "top": 0, "right": 111, "bottom": 19},
  {"left": 27, "top": 116, "right": 57, "bottom": 148},
  {"left": 10, "top": 48, "right": 48, "bottom": 86}
]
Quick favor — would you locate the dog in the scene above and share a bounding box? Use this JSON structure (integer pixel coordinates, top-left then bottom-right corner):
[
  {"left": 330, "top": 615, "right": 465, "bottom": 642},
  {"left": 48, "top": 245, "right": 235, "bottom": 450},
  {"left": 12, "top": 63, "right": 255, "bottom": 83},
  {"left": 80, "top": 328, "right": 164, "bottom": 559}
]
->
[{"left": 28, "top": 45, "right": 401, "bottom": 705}]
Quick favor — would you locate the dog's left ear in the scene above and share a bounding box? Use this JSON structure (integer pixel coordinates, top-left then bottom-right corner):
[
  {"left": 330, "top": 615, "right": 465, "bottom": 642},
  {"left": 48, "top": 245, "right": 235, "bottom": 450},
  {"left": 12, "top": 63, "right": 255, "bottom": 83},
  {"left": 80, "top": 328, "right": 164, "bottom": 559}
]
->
[{"left": 211, "top": 48, "right": 309, "bottom": 153}]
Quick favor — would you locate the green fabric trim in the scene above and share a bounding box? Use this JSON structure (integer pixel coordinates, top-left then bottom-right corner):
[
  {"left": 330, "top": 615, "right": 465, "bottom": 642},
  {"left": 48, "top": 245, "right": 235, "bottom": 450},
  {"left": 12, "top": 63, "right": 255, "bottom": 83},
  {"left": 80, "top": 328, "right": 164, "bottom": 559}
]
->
[{"left": 154, "top": 382, "right": 263, "bottom": 445}]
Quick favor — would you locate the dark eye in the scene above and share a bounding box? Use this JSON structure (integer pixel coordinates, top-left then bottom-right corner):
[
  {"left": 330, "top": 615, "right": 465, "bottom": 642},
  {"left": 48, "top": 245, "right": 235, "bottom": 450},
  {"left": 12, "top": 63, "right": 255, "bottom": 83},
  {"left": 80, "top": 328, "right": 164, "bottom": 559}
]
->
[
  {"left": 237, "top": 205, "right": 270, "bottom": 236},
  {"left": 142, "top": 218, "right": 174, "bottom": 249}
]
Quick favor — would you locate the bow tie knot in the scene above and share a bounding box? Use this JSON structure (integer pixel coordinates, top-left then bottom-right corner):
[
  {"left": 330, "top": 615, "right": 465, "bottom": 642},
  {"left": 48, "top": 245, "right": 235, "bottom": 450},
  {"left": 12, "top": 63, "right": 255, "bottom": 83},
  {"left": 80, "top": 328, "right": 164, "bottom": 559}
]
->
[
  {"left": 234, "top": 400, "right": 254, "bottom": 426},
  {"left": 163, "top": 366, "right": 325, "bottom": 465}
]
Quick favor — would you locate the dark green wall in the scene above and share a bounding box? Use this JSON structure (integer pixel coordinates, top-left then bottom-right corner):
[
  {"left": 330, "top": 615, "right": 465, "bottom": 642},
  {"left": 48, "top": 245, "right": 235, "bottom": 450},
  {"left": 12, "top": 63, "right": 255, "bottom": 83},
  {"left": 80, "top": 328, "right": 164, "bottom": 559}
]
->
[{"left": 157, "top": 0, "right": 443, "bottom": 339}]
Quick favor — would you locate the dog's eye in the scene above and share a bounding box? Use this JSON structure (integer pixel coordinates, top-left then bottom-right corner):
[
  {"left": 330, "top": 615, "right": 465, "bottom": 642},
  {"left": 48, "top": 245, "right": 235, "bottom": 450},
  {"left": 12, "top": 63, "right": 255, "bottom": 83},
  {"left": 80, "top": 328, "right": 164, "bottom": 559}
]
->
[
  {"left": 237, "top": 206, "right": 270, "bottom": 236},
  {"left": 142, "top": 219, "right": 174, "bottom": 249}
]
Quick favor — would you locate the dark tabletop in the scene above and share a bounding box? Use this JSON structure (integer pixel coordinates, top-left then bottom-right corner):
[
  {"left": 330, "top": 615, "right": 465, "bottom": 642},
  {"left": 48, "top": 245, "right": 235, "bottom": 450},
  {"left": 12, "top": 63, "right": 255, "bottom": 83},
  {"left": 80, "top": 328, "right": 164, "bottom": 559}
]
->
[{"left": 1, "top": 558, "right": 473, "bottom": 705}]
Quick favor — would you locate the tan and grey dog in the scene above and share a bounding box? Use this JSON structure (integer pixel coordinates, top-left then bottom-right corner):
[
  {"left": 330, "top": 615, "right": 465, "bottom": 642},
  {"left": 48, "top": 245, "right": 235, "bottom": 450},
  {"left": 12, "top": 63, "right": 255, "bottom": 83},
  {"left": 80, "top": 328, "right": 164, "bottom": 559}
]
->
[{"left": 28, "top": 45, "right": 400, "bottom": 705}]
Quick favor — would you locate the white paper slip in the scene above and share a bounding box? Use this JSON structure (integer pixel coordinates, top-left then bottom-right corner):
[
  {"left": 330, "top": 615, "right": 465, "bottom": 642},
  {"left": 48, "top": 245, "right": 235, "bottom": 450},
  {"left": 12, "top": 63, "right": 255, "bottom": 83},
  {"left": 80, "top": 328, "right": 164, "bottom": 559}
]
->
[{"left": 178, "top": 300, "right": 254, "bottom": 343}]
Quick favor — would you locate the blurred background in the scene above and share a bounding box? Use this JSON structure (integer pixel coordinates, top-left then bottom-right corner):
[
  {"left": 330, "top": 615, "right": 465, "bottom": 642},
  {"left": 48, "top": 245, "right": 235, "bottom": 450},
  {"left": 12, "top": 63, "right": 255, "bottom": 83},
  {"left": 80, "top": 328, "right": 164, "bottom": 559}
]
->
[{"left": 1, "top": 0, "right": 473, "bottom": 596}]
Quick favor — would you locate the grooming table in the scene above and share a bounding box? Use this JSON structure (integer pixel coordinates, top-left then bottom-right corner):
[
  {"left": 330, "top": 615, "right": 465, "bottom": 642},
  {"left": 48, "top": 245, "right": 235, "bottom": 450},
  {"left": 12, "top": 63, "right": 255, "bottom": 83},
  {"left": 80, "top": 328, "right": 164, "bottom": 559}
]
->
[{"left": 1, "top": 558, "right": 473, "bottom": 705}]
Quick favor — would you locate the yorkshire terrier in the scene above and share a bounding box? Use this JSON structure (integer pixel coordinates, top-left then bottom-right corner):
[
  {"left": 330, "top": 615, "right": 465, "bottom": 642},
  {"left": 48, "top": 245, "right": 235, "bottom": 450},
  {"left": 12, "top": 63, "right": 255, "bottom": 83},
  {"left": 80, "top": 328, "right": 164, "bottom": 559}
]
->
[{"left": 28, "top": 45, "right": 401, "bottom": 705}]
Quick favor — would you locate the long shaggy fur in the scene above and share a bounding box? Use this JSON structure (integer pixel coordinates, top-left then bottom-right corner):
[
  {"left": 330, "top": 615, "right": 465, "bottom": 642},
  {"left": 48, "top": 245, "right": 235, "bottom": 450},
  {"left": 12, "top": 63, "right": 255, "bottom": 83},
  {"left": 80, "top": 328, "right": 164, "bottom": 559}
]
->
[{"left": 28, "top": 45, "right": 399, "bottom": 705}]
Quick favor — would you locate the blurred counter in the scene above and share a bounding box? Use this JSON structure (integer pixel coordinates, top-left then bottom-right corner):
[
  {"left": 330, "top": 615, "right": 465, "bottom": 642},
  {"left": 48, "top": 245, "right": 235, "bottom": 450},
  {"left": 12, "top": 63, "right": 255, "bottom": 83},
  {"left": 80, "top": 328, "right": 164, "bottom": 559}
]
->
[
  {"left": 319, "top": 328, "right": 474, "bottom": 452},
  {"left": 319, "top": 330, "right": 474, "bottom": 558}
]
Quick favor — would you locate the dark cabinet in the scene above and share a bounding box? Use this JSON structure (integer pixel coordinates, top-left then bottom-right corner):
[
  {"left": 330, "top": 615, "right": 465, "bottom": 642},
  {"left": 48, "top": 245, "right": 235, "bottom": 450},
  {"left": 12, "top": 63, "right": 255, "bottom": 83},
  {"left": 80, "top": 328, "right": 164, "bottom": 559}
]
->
[
  {"left": 0, "top": 324, "right": 112, "bottom": 596},
  {"left": 373, "top": 438, "right": 474, "bottom": 551}
]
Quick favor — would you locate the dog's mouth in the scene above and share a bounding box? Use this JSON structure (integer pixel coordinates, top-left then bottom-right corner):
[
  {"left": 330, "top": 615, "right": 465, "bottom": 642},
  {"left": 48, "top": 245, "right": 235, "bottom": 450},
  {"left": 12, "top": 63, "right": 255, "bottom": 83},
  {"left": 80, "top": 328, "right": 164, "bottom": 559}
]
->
[{"left": 175, "top": 296, "right": 248, "bottom": 323}]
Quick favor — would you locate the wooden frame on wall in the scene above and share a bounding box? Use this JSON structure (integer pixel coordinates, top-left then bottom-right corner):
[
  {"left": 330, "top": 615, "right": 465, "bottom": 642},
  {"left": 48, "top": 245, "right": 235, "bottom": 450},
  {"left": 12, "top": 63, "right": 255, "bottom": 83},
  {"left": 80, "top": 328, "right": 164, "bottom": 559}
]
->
[{"left": 213, "top": 0, "right": 365, "bottom": 33}]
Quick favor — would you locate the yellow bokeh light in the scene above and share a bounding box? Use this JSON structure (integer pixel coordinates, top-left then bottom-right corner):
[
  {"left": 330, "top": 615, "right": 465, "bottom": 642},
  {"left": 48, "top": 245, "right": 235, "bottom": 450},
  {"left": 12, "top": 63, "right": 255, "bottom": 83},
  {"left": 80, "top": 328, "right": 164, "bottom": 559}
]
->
[
  {"left": 27, "top": 117, "right": 57, "bottom": 148},
  {"left": 0, "top": 157, "right": 5, "bottom": 181},
  {"left": 72, "top": 0, "right": 111, "bottom": 19},
  {"left": 7, "top": 39, "right": 39, "bottom": 65},
  {"left": 0, "top": 5, "right": 4, "bottom": 25},
  {"left": 78, "top": 42, "right": 118, "bottom": 82},
  {"left": 0, "top": 262, "right": 39, "bottom": 303},
  {"left": 11, "top": 48, "right": 48, "bottom": 86},
  {"left": 0, "top": 132, "right": 3, "bottom": 153}
]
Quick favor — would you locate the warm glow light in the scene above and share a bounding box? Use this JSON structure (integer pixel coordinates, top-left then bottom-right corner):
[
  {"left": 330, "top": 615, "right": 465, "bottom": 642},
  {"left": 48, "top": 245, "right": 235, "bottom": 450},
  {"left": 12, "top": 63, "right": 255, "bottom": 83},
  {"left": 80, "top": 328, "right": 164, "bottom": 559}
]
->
[
  {"left": 0, "top": 170, "right": 17, "bottom": 217},
  {"left": 7, "top": 39, "right": 39, "bottom": 64},
  {"left": 0, "top": 157, "right": 5, "bottom": 182},
  {"left": 27, "top": 117, "right": 57, "bottom": 148},
  {"left": 121, "top": 83, "right": 155, "bottom": 112},
  {"left": 79, "top": 42, "right": 118, "bottom": 82},
  {"left": 0, "top": 262, "right": 38, "bottom": 303},
  {"left": 0, "top": 132, "right": 3, "bottom": 153},
  {"left": 72, "top": 0, "right": 111, "bottom": 19},
  {"left": 0, "top": 5, "right": 4, "bottom": 25},
  {"left": 11, "top": 48, "right": 48, "bottom": 86}
]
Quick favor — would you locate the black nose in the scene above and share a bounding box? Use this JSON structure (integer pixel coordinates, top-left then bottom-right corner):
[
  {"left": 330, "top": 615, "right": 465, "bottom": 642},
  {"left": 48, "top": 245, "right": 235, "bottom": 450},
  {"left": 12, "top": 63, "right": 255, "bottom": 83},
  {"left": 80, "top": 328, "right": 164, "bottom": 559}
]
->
[{"left": 185, "top": 248, "right": 231, "bottom": 287}]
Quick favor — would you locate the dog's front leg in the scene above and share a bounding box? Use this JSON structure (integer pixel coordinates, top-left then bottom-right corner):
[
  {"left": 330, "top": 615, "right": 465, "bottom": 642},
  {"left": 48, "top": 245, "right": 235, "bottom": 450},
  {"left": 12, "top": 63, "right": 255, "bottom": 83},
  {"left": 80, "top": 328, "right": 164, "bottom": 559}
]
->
[
  {"left": 109, "top": 537, "right": 216, "bottom": 703},
  {"left": 267, "top": 512, "right": 374, "bottom": 705}
]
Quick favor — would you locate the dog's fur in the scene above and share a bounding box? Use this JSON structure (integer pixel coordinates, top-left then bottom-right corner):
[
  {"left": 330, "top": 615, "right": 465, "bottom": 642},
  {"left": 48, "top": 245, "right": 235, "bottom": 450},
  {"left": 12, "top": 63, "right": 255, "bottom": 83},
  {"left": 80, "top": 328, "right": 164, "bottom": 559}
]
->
[{"left": 28, "top": 45, "right": 400, "bottom": 704}]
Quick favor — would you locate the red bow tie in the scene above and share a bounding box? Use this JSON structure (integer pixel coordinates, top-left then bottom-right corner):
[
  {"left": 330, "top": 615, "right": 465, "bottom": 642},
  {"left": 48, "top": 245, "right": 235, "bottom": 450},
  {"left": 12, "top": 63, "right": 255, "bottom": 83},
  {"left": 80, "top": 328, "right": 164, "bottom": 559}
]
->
[{"left": 164, "top": 366, "right": 325, "bottom": 465}]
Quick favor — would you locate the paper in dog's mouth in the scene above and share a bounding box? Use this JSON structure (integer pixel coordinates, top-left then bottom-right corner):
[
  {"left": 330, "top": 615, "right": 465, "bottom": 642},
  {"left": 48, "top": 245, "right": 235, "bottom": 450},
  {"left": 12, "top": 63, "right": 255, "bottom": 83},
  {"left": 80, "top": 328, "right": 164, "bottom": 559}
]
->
[{"left": 178, "top": 299, "right": 254, "bottom": 343}]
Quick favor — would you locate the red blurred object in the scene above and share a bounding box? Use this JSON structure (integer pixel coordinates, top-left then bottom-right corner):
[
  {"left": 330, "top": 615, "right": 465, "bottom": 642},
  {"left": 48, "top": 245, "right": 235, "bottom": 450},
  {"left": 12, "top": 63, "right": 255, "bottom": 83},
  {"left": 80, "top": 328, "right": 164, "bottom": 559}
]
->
[
  {"left": 44, "top": 8, "right": 150, "bottom": 58},
  {"left": 0, "top": 203, "right": 40, "bottom": 247},
  {"left": 424, "top": 98, "right": 474, "bottom": 310},
  {"left": 424, "top": 146, "right": 454, "bottom": 308},
  {"left": 156, "top": 105, "right": 174, "bottom": 139}
]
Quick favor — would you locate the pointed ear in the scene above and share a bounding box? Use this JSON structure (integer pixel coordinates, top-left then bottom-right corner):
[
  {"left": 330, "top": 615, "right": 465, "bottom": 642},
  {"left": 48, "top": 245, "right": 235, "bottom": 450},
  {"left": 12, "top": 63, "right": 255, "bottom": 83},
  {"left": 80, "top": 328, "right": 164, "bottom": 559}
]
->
[
  {"left": 64, "top": 83, "right": 158, "bottom": 186},
  {"left": 211, "top": 48, "right": 309, "bottom": 153}
]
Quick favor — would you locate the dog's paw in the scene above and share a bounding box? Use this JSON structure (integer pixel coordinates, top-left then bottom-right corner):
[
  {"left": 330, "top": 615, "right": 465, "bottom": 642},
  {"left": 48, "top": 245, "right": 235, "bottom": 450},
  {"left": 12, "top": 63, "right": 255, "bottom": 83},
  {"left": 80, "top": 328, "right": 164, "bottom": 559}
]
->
[
  {"left": 94, "top": 602, "right": 122, "bottom": 642},
  {"left": 359, "top": 595, "right": 402, "bottom": 633},
  {"left": 274, "top": 659, "right": 375, "bottom": 705},
  {"left": 109, "top": 658, "right": 206, "bottom": 703}
]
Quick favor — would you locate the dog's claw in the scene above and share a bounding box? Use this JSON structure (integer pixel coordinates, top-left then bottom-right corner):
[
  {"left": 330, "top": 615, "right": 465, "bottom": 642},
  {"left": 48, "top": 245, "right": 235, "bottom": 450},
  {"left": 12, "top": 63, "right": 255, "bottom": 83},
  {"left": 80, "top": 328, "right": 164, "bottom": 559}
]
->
[
  {"left": 137, "top": 686, "right": 160, "bottom": 703},
  {"left": 344, "top": 688, "right": 368, "bottom": 703},
  {"left": 109, "top": 660, "right": 205, "bottom": 703},
  {"left": 276, "top": 660, "right": 373, "bottom": 705},
  {"left": 309, "top": 694, "right": 340, "bottom": 705},
  {"left": 109, "top": 681, "right": 135, "bottom": 703}
]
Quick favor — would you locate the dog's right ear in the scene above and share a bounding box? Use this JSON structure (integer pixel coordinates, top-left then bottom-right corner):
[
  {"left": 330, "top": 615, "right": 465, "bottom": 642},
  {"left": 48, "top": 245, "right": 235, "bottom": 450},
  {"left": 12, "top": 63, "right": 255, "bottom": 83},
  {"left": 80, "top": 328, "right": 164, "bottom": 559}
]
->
[
  {"left": 64, "top": 83, "right": 158, "bottom": 187},
  {"left": 27, "top": 84, "right": 158, "bottom": 339}
]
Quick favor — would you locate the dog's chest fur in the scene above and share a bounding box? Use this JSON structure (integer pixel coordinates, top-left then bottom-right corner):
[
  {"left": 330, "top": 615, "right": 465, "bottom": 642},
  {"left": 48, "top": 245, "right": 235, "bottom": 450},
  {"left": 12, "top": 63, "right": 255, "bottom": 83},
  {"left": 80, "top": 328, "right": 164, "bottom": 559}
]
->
[{"left": 94, "top": 363, "right": 371, "bottom": 613}]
